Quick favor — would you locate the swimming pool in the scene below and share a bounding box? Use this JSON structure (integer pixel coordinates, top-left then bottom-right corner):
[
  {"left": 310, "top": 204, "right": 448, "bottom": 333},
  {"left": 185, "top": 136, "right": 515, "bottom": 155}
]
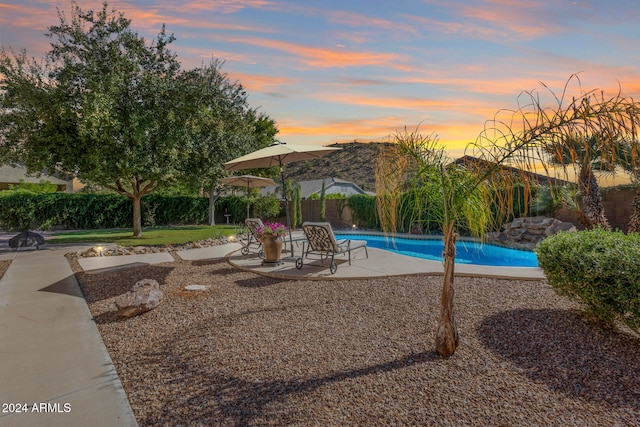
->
[{"left": 335, "top": 234, "right": 538, "bottom": 267}]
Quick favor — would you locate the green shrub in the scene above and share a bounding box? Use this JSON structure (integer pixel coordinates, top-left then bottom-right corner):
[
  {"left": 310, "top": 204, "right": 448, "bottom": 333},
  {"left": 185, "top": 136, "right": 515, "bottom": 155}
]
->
[
  {"left": 7, "top": 179, "right": 59, "bottom": 193},
  {"left": 214, "top": 195, "right": 247, "bottom": 224},
  {"left": 0, "top": 192, "right": 211, "bottom": 230},
  {"left": 348, "top": 195, "right": 379, "bottom": 229},
  {"left": 325, "top": 193, "right": 347, "bottom": 199},
  {"left": 252, "top": 194, "right": 281, "bottom": 219},
  {"left": 536, "top": 229, "right": 640, "bottom": 333}
]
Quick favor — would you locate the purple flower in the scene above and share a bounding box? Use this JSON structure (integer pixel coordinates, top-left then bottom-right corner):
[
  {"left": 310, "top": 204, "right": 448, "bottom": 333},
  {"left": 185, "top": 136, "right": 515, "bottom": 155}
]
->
[{"left": 257, "top": 222, "right": 288, "bottom": 239}]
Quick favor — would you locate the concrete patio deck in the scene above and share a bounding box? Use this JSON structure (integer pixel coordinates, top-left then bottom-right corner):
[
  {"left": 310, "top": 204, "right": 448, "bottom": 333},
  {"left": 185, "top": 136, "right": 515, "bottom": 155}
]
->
[
  {"left": 226, "top": 246, "right": 546, "bottom": 280},
  {"left": 76, "top": 240, "right": 545, "bottom": 281}
]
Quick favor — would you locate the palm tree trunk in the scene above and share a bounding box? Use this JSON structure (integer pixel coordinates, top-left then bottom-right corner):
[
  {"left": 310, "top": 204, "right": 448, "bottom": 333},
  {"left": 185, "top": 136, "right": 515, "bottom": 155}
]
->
[
  {"left": 628, "top": 188, "right": 640, "bottom": 233},
  {"left": 578, "top": 166, "right": 611, "bottom": 230},
  {"left": 435, "top": 221, "right": 459, "bottom": 357}
]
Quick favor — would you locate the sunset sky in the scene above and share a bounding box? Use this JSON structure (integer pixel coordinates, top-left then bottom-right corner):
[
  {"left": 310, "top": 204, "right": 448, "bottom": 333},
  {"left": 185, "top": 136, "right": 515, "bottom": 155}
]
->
[{"left": 2, "top": 0, "right": 640, "bottom": 157}]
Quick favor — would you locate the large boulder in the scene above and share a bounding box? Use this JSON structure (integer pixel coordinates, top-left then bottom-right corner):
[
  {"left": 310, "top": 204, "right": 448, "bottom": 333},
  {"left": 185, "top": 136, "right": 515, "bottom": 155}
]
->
[
  {"left": 487, "top": 216, "right": 576, "bottom": 250},
  {"left": 9, "top": 231, "right": 45, "bottom": 250},
  {"left": 115, "top": 279, "right": 163, "bottom": 318}
]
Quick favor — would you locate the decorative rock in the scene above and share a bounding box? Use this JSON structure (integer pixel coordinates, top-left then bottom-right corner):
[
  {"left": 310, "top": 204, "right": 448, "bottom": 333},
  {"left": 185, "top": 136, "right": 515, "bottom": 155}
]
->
[
  {"left": 183, "top": 284, "right": 210, "bottom": 291},
  {"left": 9, "top": 231, "right": 45, "bottom": 250},
  {"left": 488, "top": 216, "right": 576, "bottom": 250},
  {"left": 115, "top": 279, "right": 163, "bottom": 318},
  {"left": 73, "top": 236, "right": 235, "bottom": 259}
]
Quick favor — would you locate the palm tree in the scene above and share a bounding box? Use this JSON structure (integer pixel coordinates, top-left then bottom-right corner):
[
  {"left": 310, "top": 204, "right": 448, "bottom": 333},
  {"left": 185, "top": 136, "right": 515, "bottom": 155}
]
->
[
  {"left": 542, "top": 133, "right": 613, "bottom": 230},
  {"left": 376, "top": 76, "right": 640, "bottom": 358},
  {"left": 376, "top": 129, "right": 492, "bottom": 357}
]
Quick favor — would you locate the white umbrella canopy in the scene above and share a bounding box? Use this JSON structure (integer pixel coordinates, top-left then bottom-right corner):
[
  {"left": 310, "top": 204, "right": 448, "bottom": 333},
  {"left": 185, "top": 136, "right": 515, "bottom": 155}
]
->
[
  {"left": 224, "top": 142, "right": 341, "bottom": 256},
  {"left": 219, "top": 175, "right": 277, "bottom": 219},
  {"left": 224, "top": 142, "right": 341, "bottom": 171}
]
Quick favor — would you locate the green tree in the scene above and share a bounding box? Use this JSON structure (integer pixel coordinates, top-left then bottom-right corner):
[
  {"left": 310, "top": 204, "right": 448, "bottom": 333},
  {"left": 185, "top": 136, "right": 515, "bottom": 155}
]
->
[
  {"left": 0, "top": 2, "right": 181, "bottom": 236},
  {"left": 170, "top": 62, "right": 277, "bottom": 224},
  {"left": 0, "top": 2, "right": 273, "bottom": 235}
]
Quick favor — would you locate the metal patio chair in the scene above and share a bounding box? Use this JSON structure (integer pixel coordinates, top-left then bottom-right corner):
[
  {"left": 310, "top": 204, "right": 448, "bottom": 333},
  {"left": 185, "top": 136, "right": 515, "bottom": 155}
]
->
[
  {"left": 295, "top": 221, "right": 368, "bottom": 274},
  {"left": 241, "top": 218, "right": 265, "bottom": 258}
]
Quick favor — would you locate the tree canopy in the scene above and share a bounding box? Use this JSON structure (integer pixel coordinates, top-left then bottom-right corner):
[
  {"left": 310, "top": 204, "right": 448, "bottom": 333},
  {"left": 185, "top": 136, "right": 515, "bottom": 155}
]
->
[{"left": 0, "top": 2, "right": 276, "bottom": 235}]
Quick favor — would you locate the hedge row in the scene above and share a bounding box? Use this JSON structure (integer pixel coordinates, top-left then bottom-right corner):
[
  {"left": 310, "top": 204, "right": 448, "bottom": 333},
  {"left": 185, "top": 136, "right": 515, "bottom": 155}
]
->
[
  {"left": 536, "top": 228, "right": 640, "bottom": 334},
  {"left": 0, "top": 192, "right": 218, "bottom": 230}
]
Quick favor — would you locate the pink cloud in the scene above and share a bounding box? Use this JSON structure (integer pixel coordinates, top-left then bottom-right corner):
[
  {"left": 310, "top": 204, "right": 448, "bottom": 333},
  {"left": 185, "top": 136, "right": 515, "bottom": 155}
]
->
[
  {"left": 178, "top": 0, "right": 277, "bottom": 14},
  {"left": 218, "top": 35, "right": 408, "bottom": 69},
  {"left": 227, "top": 72, "right": 299, "bottom": 92},
  {"left": 408, "top": 0, "right": 560, "bottom": 41}
]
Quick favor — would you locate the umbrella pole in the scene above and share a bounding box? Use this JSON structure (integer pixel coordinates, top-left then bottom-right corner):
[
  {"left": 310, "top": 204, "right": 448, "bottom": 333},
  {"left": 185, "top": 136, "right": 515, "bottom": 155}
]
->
[
  {"left": 280, "top": 165, "right": 295, "bottom": 257},
  {"left": 246, "top": 183, "right": 250, "bottom": 220}
]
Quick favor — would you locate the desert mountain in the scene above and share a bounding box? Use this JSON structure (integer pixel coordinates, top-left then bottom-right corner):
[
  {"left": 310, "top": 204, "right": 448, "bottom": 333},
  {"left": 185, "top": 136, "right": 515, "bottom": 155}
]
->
[{"left": 284, "top": 142, "right": 391, "bottom": 192}]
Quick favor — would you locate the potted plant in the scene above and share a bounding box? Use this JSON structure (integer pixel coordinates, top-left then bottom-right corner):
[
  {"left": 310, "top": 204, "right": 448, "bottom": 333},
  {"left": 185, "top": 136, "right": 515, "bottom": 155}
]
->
[{"left": 257, "top": 222, "right": 288, "bottom": 264}]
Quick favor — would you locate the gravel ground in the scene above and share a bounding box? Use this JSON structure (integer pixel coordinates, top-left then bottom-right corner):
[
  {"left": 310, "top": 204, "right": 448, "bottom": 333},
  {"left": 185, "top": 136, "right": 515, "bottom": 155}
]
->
[{"left": 71, "top": 255, "right": 640, "bottom": 426}]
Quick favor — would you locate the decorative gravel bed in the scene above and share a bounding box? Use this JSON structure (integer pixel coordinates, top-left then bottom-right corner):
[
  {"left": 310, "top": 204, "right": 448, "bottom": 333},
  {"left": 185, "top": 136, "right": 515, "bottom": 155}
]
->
[{"left": 72, "top": 256, "right": 640, "bottom": 426}]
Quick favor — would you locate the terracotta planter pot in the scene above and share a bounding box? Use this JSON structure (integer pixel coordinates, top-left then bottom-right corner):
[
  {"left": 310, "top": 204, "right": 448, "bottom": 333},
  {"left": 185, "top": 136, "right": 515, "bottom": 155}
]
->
[{"left": 262, "top": 235, "right": 283, "bottom": 263}]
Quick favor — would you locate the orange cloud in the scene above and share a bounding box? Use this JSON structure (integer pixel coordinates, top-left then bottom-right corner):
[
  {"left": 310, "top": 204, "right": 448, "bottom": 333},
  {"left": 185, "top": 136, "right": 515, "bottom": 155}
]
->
[
  {"left": 275, "top": 112, "right": 481, "bottom": 157},
  {"left": 115, "top": 4, "right": 276, "bottom": 34},
  {"left": 216, "top": 35, "right": 408, "bottom": 69},
  {"left": 0, "top": 3, "right": 53, "bottom": 31},
  {"left": 227, "top": 72, "right": 299, "bottom": 92}
]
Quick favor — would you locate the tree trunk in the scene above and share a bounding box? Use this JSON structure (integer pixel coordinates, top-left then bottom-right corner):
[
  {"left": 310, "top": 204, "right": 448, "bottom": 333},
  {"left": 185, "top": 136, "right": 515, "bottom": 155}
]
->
[
  {"left": 132, "top": 195, "right": 143, "bottom": 237},
  {"left": 578, "top": 166, "right": 611, "bottom": 230},
  {"left": 208, "top": 189, "right": 219, "bottom": 226},
  {"left": 628, "top": 188, "right": 640, "bottom": 233},
  {"left": 435, "top": 221, "right": 459, "bottom": 358}
]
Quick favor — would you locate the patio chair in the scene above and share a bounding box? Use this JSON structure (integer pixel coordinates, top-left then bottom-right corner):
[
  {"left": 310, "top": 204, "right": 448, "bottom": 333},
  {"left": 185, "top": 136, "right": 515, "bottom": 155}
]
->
[
  {"left": 241, "top": 218, "right": 265, "bottom": 257},
  {"left": 295, "top": 221, "right": 368, "bottom": 274}
]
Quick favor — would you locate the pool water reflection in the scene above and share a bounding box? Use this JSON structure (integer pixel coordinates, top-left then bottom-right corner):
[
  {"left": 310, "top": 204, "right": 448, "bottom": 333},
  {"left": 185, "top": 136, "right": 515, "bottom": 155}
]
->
[{"left": 335, "top": 234, "right": 538, "bottom": 267}]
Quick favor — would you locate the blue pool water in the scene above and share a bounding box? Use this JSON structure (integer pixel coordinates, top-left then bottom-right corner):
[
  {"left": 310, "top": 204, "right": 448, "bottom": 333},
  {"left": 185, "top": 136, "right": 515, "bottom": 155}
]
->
[{"left": 335, "top": 234, "right": 538, "bottom": 267}]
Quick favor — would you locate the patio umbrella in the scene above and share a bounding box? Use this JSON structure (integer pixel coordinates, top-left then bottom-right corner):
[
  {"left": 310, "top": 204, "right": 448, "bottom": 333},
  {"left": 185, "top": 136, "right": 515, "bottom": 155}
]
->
[
  {"left": 219, "top": 175, "right": 276, "bottom": 220},
  {"left": 224, "top": 142, "right": 341, "bottom": 256}
]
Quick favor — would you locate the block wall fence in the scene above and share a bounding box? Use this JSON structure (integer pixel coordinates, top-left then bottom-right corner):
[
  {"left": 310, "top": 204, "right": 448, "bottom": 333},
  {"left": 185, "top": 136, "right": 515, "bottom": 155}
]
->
[{"left": 271, "top": 187, "right": 637, "bottom": 233}]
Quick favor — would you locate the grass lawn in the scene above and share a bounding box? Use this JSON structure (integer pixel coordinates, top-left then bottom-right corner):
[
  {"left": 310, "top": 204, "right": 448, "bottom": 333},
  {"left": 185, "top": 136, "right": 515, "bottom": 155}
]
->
[{"left": 47, "top": 225, "right": 242, "bottom": 247}]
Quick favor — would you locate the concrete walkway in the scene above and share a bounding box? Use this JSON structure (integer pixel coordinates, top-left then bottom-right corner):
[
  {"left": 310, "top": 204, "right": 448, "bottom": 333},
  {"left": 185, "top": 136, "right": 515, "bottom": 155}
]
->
[
  {"left": 0, "top": 244, "right": 138, "bottom": 427},
  {"left": 0, "top": 236, "right": 544, "bottom": 427}
]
